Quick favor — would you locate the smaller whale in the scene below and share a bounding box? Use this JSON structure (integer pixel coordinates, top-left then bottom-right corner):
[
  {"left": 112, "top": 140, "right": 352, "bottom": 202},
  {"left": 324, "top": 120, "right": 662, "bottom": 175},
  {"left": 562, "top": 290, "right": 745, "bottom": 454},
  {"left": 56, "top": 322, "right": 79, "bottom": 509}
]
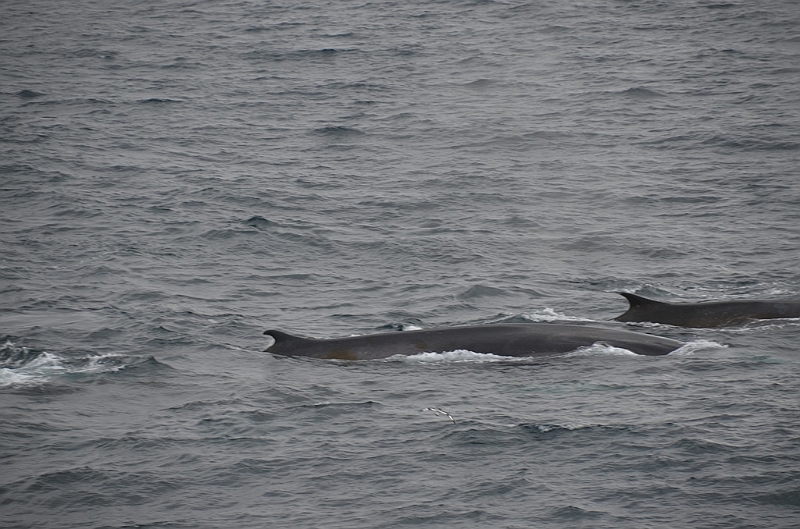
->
[
  {"left": 264, "top": 323, "right": 683, "bottom": 360},
  {"left": 614, "top": 292, "right": 800, "bottom": 328}
]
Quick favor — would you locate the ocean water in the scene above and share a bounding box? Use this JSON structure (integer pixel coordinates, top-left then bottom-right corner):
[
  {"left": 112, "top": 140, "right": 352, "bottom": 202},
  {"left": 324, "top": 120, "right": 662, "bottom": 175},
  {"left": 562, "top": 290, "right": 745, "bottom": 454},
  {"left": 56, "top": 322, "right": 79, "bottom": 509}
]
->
[{"left": 2, "top": 0, "right": 800, "bottom": 527}]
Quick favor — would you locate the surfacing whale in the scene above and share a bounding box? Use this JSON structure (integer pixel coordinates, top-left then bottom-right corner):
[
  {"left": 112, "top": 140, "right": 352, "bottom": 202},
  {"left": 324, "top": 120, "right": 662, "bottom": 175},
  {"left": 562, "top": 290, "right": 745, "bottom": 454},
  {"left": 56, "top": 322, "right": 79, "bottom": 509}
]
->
[
  {"left": 614, "top": 292, "right": 800, "bottom": 328},
  {"left": 264, "top": 323, "right": 682, "bottom": 360}
]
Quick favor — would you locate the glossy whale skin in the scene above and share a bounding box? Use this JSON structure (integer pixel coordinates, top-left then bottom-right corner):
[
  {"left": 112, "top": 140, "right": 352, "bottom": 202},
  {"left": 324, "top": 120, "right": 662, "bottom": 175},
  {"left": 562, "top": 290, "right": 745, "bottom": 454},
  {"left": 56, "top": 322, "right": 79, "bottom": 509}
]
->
[{"left": 263, "top": 322, "right": 683, "bottom": 360}]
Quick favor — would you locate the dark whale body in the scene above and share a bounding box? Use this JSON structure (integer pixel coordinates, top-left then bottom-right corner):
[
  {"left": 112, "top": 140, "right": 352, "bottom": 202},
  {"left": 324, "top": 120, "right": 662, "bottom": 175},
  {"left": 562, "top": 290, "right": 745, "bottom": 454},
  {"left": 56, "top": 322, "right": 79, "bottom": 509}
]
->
[
  {"left": 614, "top": 293, "right": 800, "bottom": 328},
  {"left": 264, "top": 323, "right": 683, "bottom": 360}
]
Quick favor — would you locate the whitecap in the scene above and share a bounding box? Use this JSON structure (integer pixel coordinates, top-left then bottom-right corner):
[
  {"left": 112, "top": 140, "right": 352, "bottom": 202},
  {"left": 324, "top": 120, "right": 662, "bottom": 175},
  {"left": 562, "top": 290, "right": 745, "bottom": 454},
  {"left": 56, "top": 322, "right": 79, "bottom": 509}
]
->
[
  {"left": 564, "top": 343, "right": 639, "bottom": 357},
  {"left": 668, "top": 340, "right": 727, "bottom": 356},
  {"left": 0, "top": 351, "right": 67, "bottom": 387}
]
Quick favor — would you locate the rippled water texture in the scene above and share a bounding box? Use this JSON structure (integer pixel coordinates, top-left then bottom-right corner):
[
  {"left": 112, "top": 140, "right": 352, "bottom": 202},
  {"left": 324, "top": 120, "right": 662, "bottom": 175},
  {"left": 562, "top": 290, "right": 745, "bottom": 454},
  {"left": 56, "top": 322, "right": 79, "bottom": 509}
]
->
[{"left": 2, "top": 0, "right": 799, "bottom": 527}]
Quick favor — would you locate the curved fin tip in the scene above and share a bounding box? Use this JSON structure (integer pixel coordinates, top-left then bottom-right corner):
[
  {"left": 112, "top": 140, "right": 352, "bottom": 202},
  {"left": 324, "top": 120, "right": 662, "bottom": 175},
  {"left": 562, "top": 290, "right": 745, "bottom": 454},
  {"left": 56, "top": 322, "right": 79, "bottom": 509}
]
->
[{"left": 618, "top": 292, "right": 666, "bottom": 308}]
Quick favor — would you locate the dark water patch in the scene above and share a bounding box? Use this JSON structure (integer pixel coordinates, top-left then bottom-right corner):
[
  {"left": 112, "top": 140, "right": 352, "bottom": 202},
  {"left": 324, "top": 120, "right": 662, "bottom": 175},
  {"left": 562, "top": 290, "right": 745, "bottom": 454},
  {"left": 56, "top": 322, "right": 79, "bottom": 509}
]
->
[
  {"left": 313, "top": 125, "right": 366, "bottom": 137},
  {"left": 462, "top": 78, "right": 497, "bottom": 90},
  {"left": 243, "top": 47, "right": 352, "bottom": 63},
  {"left": 16, "top": 89, "right": 45, "bottom": 99},
  {"left": 660, "top": 194, "right": 724, "bottom": 204},
  {"left": 0, "top": 163, "right": 37, "bottom": 175},
  {"left": 66, "top": 48, "right": 112, "bottom": 59},
  {"left": 92, "top": 434, "right": 202, "bottom": 453},
  {"left": 457, "top": 284, "right": 509, "bottom": 300},
  {"left": 26, "top": 466, "right": 107, "bottom": 493},
  {"left": 447, "top": 422, "right": 622, "bottom": 447},
  {"left": 636, "top": 246, "right": 690, "bottom": 259},
  {"left": 753, "top": 488, "right": 800, "bottom": 506},
  {"left": 25, "top": 466, "right": 180, "bottom": 509},
  {"left": 319, "top": 80, "right": 389, "bottom": 93},
  {"left": 198, "top": 227, "right": 254, "bottom": 240},
  {"left": 244, "top": 25, "right": 274, "bottom": 34},
  {"left": 637, "top": 132, "right": 703, "bottom": 151},
  {"left": 238, "top": 409, "right": 277, "bottom": 424},
  {"left": 137, "top": 98, "right": 183, "bottom": 104},
  {"left": 243, "top": 215, "right": 273, "bottom": 229},
  {"left": 161, "top": 59, "right": 203, "bottom": 70},
  {"left": 391, "top": 43, "right": 425, "bottom": 56},
  {"left": 620, "top": 87, "right": 666, "bottom": 99},
  {"left": 502, "top": 214, "right": 541, "bottom": 228},
  {"left": 396, "top": 508, "right": 499, "bottom": 526},
  {"left": 167, "top": 398, "right": 245, "bottom": 412},
  {"left": 295, "top": 400, "right": 381, "bottom": 418},
  {"left": 194, "top": 414, "right": 246, "bottom": 433},
  {"left": 0, "top": 418, "right": 69, "bottom": 439},
  {"left": 551, "top": 504, "right": 606, "bottom": 520},
  {"left": 701, "top": 134, "right": 800, "bottom": 152},
  {"left": 260, "top": 226, "right": 338, "bottom": 252},
  {"left": 228, "top": 457, "right": 303, "bottom": 480},
  {"left": 668, "top": 436, "right": 739, "bottom": 455},
  {"left": 0, "top": 132, "right": 49, "bottom": 144}
]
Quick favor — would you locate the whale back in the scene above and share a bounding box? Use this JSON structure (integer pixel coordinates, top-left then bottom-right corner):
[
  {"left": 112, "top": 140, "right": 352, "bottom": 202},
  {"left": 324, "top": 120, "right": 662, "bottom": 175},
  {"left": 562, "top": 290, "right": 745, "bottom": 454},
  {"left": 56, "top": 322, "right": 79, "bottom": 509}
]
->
[
  {"left": 263, "top": 322, "right": 683, "bottom": 359},
  {"left": 614, "top": 292, "right": 800, "bottom": 327}
]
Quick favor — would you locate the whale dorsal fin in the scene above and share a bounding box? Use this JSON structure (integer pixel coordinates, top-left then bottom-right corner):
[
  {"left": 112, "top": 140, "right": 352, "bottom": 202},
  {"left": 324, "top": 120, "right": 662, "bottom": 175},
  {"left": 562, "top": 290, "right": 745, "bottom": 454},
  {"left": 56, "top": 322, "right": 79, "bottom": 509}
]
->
[
  {"left": 618, "top": 292, "right": 668, "bottom": 309},
  {"left": 263, "top": 329, "right": 309, "bottom": 351}
]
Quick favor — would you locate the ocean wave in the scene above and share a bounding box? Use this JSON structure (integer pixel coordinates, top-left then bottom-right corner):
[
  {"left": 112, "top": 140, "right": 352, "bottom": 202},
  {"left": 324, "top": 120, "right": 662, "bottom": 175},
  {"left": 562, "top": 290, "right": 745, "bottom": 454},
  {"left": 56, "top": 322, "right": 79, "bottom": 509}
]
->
[{"left": 725, "top": 318, "right": 800, "bottom": 333}]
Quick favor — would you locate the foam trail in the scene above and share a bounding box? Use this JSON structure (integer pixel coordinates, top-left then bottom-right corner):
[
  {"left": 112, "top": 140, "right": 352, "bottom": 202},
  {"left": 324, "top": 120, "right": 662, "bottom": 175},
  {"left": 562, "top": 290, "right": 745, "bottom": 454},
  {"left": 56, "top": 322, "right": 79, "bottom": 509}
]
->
[{"left": 669, "top": 340, "right": 727, "bottom": 356}]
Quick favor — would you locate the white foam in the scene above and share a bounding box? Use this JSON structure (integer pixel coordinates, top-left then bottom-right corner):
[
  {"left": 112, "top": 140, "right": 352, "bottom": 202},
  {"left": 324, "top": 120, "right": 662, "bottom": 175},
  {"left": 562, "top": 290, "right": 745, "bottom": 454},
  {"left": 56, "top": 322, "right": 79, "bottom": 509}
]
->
[
  {"left": 517, "top": 308, "right": 594, "bottom": 323},
  {"left": 1, "top": 351, "right": 66, "bottom": 386},
  {"left": 668, "top": 340, "right": 727, "bottom": 356},
  {"left": 396, "top": 349, "right": 526, "bottom": 364},
  {"left": 0, "top": 368, "right": 35, "bottom": 386},
  {"left": 0, "top": 348, "right": 132, "bottom": 388},
  {"left": 390, "top": 340, "right": 689, "bottom": 363},
  {"left": 20, "top": 351, "right": 68, "bottom": 372},
  {"left": 564, "top": 343, "right": 639, "bottom": 357}
]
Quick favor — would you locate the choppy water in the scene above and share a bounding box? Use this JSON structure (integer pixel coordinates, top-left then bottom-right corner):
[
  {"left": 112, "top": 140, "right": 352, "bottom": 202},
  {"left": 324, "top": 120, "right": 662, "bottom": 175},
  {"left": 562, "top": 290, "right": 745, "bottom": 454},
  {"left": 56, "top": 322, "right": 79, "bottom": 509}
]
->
[{"left": 2, "top": 0, "right": 800, "bottom": 527}]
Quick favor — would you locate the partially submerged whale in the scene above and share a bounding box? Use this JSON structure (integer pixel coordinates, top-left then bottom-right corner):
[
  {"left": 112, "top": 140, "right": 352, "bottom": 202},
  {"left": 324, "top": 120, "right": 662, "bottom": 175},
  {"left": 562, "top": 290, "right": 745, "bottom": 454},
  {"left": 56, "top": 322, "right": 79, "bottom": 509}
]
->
[
  {"left": 614, "top": 292, "right": 800, "bottom": 328},
  {"left": 264, "top": 323, "right": 683, "bottom": 360}
]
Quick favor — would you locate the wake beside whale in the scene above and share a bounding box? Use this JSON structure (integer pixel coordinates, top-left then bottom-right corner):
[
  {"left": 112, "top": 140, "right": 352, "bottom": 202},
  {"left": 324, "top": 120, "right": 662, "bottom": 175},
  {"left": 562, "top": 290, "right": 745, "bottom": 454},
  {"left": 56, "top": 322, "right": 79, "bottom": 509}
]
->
[
  {"left": 264, "top": 323, "right": 683, "bottom": 360},
  {"left": 614, "top": 292, "right": 800, "bottom": 328}
]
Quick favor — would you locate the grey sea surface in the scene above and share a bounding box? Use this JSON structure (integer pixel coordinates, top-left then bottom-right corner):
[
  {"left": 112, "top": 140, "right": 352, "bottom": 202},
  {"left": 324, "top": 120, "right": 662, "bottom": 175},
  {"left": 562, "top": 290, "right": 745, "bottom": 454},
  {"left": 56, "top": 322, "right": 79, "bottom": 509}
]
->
[{"left": 2, "top": 0, "right": 800, "bottom": 527}]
